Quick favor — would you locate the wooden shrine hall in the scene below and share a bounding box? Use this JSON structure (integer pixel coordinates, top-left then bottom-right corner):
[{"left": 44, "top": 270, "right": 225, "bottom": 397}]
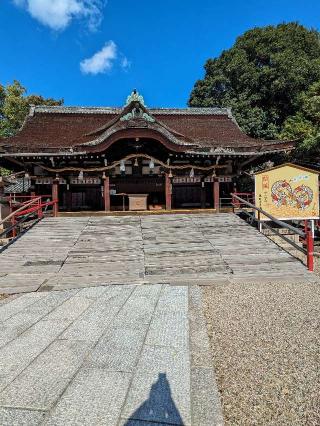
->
[{"left": 0, "top": 90, "right": 295, "bottom": 212}]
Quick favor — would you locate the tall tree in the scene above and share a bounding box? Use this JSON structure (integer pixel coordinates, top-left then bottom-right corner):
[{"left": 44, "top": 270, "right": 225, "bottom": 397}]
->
[
  {"left": 0, "top": 80, "right": 63, "bottom": 138},
  {"left": 189, "top": 23, "right": 320, "bottom": 139},
  {"left": 281, "top": 81, "right": 320, "bottom": 152}
]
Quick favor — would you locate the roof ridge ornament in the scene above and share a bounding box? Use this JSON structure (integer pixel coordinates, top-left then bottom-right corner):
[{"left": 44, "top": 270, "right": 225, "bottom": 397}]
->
[
  {"left": 125, "top": 89, "right": 145, "bottom": 106},
  {"left": 121, "top": 89, "right": 155, "bottom": 123}
]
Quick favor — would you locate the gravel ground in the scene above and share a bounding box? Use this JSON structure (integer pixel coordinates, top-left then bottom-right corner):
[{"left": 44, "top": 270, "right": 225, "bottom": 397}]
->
[{"left": 203, "top": 280, "right": 320, "bottom": 425}]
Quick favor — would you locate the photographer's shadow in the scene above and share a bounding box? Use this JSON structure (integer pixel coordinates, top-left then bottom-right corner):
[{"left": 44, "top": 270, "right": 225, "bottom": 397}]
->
[{"left": 125, "top": 372, "right": 184, "bottom": 425}]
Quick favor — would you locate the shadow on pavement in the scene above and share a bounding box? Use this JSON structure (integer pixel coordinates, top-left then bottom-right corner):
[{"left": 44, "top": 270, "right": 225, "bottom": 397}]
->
[{"left": 124, "top": 372, "right": 184, "bottom": 425}]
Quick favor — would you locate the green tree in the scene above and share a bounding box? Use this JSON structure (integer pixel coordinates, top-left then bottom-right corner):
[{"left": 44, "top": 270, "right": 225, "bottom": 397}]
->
[
  {"left": 0, "top": 80, "right": 63, "bottom": 137},
  {"left": 281, "top": 81, "right": 320, "bottom": 152},
  {"left": 189, "top": 23, "right": 320, "bottom": 139}
]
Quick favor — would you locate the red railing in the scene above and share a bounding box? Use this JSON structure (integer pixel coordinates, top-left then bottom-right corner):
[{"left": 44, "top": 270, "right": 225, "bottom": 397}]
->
[{"left": 0, "top": 195, "right": 58, "bottom": 240}]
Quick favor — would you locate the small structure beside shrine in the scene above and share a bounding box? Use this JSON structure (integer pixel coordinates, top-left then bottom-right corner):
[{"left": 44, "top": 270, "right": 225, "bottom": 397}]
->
[{"left": 0, "top": 90, "right": 295, "bottom": 213}]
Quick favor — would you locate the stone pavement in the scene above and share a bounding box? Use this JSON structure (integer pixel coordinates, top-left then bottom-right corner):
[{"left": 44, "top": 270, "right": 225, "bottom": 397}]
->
[
  {"left": 0, "top": 284, "right": 222, "bottom": 426},
  {"left": 0, "top": 212, "right": 314, "bottom": 425},
  {"left": 0, "top": 213, "right": 313, "bottom": 294}
]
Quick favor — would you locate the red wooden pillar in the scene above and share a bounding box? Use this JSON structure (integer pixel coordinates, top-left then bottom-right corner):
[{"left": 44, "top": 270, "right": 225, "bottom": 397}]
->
[
  {"left": 52, "top": 178, "right": 59, "bottom": 217},
  {"left": 213, "top": 180, "right": 220, "bottom": 211},
  {"left": 104, "top": 176, "right": 110, "bottom": 212},
  {"left": 306, "top": 228, "right": 314, "bottom": 272},
  {"left": 165, "top": 173, "right": 172, "bottom": 210}
]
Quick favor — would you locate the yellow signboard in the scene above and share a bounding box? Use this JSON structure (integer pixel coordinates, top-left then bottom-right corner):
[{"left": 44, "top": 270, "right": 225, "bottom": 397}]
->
[{"left": 255, "top": 163, "right": 319, "bottom": 221}]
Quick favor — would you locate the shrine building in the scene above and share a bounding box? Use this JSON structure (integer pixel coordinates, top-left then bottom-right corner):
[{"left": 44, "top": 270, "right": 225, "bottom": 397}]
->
[{"left": 0, "top": 90, "right": 295, "bottom": 212}]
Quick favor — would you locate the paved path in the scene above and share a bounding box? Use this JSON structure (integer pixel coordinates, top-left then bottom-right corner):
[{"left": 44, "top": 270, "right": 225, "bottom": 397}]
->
[
  {"left": 0, "top": 214, "right": 312, "bottom": 293},
  {"left": 0, "top": 213, "right": 314, "bottom": 425},
  {"left": 0, "top": 284, "right": 221, "bottom": 426}
]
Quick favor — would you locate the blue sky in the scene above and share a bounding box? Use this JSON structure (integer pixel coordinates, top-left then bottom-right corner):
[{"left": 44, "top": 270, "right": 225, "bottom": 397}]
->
[{"left": 1, "top": 0, "right": 320, "bottom": 108}]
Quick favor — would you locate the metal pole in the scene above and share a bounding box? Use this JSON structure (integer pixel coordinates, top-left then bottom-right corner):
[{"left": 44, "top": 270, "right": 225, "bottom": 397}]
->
[
  {"left": 258, "top": 210, "right": 262, "bottom": 232},
  {"left": 311, "top": 219, "right": 315, "bottom": 239}
]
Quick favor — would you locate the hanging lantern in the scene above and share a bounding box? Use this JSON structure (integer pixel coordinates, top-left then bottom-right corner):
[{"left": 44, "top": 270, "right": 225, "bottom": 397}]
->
[
  {"left": 102, "top": 171, "right": 106, "bottom": 179},
  {"left": 149, "top": 158, "right": 155, "bottom": 175},
  {"left": 189, "top": 167, "right": 194, "bottom": 178},
  {"left": 212, "top": 168, "right": 216, "bottom": 178},
  {"left": 134, "top": 158, "right": 139, "bottom": 167},
  {"left": 120, "top": 160, "right": 126, "bottom": 173},
  {"left": 104, "top": 158, "right": 108, "bottom": 166},
  {"left": 168, "top": 169, "right": 173, "bottom": 178},
  {"left": 78, "top": 170, "right": 83, "bottom": 180}
]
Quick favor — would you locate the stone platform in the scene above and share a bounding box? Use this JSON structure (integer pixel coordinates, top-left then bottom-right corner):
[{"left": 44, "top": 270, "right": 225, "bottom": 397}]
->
[{"left": 0, "top": 213, "right": 313, "bottom": 294}]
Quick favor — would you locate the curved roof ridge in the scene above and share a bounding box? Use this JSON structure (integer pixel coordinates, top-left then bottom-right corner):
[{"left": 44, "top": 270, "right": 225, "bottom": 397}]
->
[{"left": 32, "top": 105, "right": 231, "bottom": 116}]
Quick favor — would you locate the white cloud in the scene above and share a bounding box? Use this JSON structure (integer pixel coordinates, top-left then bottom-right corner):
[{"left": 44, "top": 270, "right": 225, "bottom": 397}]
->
[
  {"left": 12, "top": 0, "right": 105, "bottom": 31},
  {"left": 80, "top": 41, "right": 117, "bottom": 75},
  {"left": 121, "top": 56, "right": 131, "bottom": 70}
]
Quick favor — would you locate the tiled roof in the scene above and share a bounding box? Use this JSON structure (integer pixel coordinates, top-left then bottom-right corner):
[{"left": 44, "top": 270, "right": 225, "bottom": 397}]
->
[
  {"left": 33, "top": 105, "right": 232, "bottom": 116},
  {"left": 0, "top": 105, "right": 295, "bottom": 154}
]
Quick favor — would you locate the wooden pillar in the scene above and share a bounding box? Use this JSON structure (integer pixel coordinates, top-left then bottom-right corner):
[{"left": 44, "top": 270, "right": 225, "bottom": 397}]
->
[
  {"left": 104, "top": 176, "right": 110, "bottom": 212},
  {"left": 165, "top": 173, "right": 172, "bottom": 210},
  {"left": 52, "top": 179, "right": 59, "bottom": 217},
  {"left": 214, "top": 180, "right": 220, "bottom": 211}
]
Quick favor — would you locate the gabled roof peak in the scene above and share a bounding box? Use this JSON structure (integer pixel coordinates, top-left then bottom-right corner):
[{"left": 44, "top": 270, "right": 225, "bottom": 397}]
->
[{"left": 125, "top": 89, "right": 146, "bottom": 107}]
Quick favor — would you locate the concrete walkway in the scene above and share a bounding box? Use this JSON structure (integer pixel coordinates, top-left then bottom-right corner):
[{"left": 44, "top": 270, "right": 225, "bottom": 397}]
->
[
  {"left": 0, "top": 284, "right": 222, "bottom": 426},
  {"left": 0, "top": 214, "right": 312, "bottom": 294}
]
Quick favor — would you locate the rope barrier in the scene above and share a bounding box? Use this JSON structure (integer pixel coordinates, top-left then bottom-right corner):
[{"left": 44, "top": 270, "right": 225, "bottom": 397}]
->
[{"left": 36, "top": 153, "right": 226, "bottom": 174}]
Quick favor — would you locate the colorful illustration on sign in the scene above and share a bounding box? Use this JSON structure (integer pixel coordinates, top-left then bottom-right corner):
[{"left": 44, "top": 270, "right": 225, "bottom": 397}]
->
[
  {"left": 255, "top": 164, "right": 319, "bottom": 221},
  {"left": 271, "top": 180, "right": 313, "bottom": 210}
]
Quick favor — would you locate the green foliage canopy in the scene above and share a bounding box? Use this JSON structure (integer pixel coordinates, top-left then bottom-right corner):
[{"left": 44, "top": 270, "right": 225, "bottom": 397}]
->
[
  {"left": 0, "top": 80, "right": 63, "bottom": 138},
  {"left": 189, "top": 23, "right": 320, "bottom": 140},
  {"left": 281, "top": 81, "right": 320, "bottom": 152}
]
